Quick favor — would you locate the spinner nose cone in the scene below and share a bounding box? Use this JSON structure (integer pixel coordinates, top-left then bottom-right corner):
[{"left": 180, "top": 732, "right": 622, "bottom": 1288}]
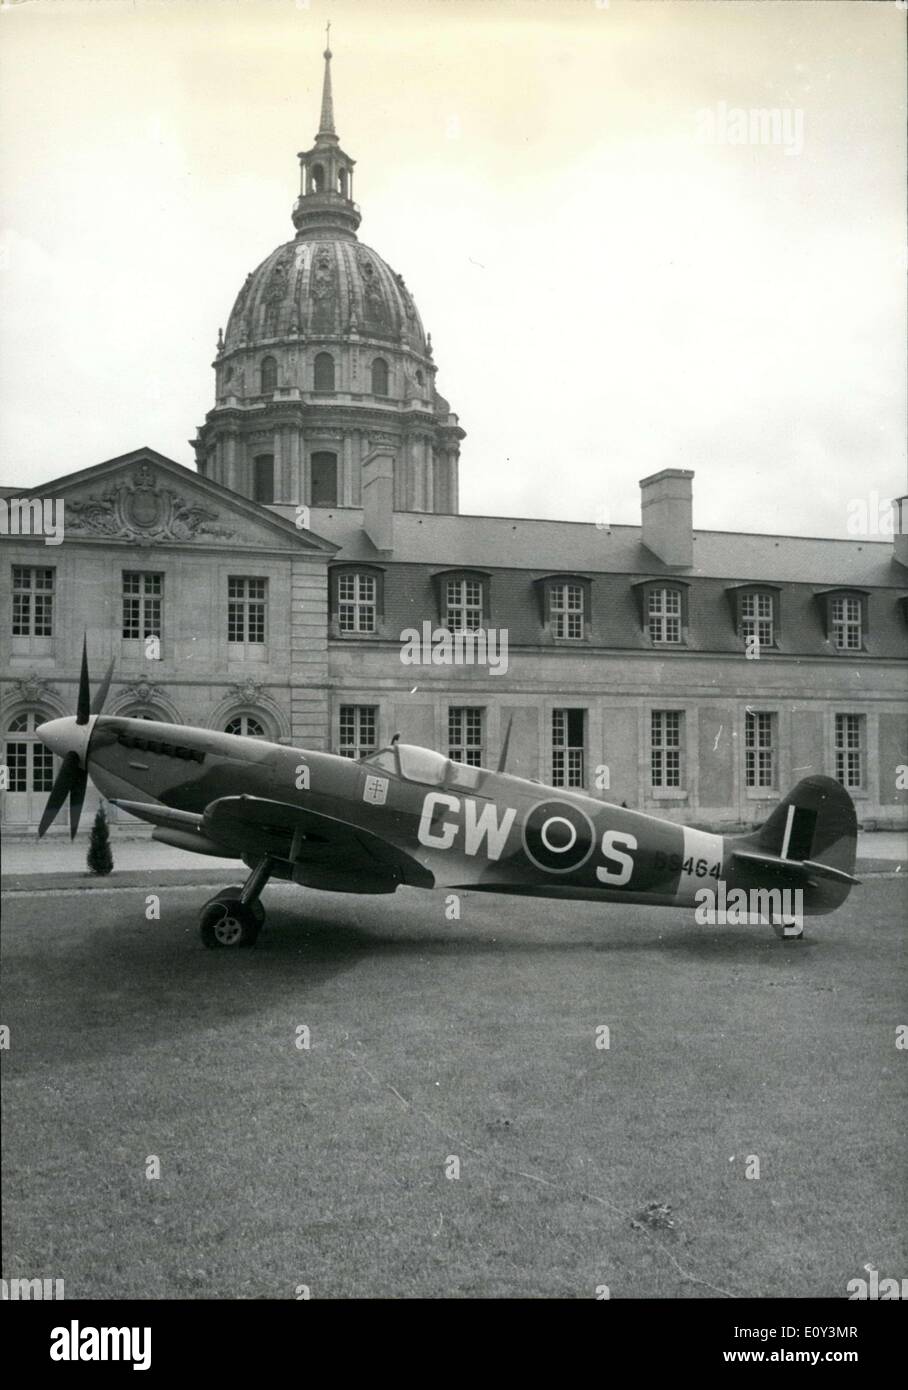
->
[{"left": 36, "top": 716, "right": 93, "bottom": 764}]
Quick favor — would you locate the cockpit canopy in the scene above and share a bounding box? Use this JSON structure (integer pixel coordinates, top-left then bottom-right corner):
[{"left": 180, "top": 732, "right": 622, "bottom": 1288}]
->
[{"left": 362, "top": 743, "right": 484, "bottom": 789}]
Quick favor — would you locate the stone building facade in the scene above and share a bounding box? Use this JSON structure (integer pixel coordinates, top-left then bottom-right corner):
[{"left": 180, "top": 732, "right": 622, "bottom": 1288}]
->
[{"left": 2, "top": 46, "right": 906, "bottom": 835}]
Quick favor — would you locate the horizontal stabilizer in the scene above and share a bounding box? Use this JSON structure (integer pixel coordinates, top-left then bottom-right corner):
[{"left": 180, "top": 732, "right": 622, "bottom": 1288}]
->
[{"left": 733, "top": 848, "right": 860, "bottom": 886}]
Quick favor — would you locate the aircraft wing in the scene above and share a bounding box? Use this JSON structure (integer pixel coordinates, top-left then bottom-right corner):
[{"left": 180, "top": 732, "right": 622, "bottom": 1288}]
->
[
  {"left": 202, "top": 795, "right": 434, "bottom": 891},
  {"left": 113, "top": 794, "right": 433, "bottom": 891}
]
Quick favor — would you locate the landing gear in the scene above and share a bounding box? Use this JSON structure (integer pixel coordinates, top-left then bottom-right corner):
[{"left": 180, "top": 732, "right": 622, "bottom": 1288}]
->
[{"left": 200, "top": 857, "right": 275, "bottom": 949}]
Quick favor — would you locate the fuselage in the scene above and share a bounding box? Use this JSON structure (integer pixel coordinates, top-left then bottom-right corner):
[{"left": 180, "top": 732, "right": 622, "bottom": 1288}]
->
[{"left": 42, "top": 713, "right": 733, "bottom": 909}]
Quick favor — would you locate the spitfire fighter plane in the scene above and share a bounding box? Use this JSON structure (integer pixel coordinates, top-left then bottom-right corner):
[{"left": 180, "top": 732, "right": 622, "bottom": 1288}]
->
[{"left": 35, "top": 645, "right": 860, "bottom": 949}]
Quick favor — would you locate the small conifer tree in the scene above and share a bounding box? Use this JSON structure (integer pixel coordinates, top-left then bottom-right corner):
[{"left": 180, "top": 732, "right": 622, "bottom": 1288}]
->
[{"left": 87, "top": 805, "right": 114, "bottom": 876}]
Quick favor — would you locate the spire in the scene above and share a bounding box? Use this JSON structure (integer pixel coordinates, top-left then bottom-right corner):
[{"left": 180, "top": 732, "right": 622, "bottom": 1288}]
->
[
  {"left": 293, "top": 30, "right": 360, "bottom": 239},
  {"left": 318, "top": 24, "right": 336, "bottom": 140}
]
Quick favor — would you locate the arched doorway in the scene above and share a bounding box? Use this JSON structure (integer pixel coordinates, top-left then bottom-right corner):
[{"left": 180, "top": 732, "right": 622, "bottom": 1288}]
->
[{"left": 3, "top": 709, "right": 55, "bottom": 827}]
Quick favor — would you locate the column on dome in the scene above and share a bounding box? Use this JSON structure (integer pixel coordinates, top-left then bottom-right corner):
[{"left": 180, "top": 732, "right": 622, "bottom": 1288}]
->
[
  {"left": 448, "top": 452, "right": 459, "bottom": 513},
  {"left": 288, "top": 430, "right": 301, "bottom": 504},
  {"left": 424, "top": 442, "right": 435, "bottom": 513},
  {"left": 226, "top": 432, "right": 240, "bottom": 493},
  {"left": 342, "top": 435, "right": 354, "bottom": 506}
]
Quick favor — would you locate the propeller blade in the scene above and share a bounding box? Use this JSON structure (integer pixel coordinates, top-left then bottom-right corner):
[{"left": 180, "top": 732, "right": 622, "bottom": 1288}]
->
[
  {"left": 37, "top": 750, "right": 80, "bottom": 838},
  {"left": 68, "top": 764, "right": 88, "bottom": 840},
  {"left": 91, "top": 657, "right": 115, "bottom": 716},
  {"left": 496, "top": 714, "right": 514, "bottom": 773},
  {"left": 75, "top": 637, "right": 91, "bottom": 725}
]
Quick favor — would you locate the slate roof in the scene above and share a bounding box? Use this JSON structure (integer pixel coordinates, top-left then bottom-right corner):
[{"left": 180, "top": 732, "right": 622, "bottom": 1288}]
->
[{"left": 293, "top": 507, "right": 907, "bottom": 589}]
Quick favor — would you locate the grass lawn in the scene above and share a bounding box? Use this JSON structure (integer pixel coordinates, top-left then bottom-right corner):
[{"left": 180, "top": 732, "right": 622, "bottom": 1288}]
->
[{"left": 2, "top": 877, "right": 905, "bottom": 1298}]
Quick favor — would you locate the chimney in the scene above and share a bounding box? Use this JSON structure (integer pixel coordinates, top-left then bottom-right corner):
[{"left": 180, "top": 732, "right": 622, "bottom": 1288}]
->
[
  {"left": 362, "top": 448, "right": 394, "bottom": 553},
  {"left": 892, "top": 496, "right": 908, "bottom": 569},
  {"left": 639, "top": 469, "right": 694, "bottom": 567}
]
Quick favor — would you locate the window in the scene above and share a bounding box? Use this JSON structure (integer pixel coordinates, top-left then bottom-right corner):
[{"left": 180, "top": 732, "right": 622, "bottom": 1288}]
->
[
  {"left": 225, "top": 715, "right": 266, "bottom": 738},
  {"left": 338, "top": 167, "right": 348, "bottom": 196},
  {"left": 745, "top": 711, "right": 775, "bottom": 789},
  {"left": 228, "top": 577, "right": 267, "bottom": 645},
  {"left": 371, "top": 357, "right": 389, "bottom": 396},
  {"left": 12, "top": 567, "right": 54, "bottom": 637},
  {"left": 551, "top": 582, "right": 584, "bottom": 640},
  {"left": 648, "top": 588, "right": 682, "bottom": 643},
  {"left": 339, "top": 705, "right": 377, "bottom": 759},
  {"left": 337, "top": 571, "right": 376, "bottom": 633},
  {"left": 831, "top": 595, "right": 862, "bottom": 651},
  {"left": 310, "top": 163, "right": 324, "bottom": 194},
  {"left": 122, "top": 572, "right": 162, "bottom": 642},
  {"left": 448, "top": 708, "right": 484, "bottom": 767},
  {"left": 552, "top": 708, "right": 585, "bottom": 788},
  {"left": 740, "top": 592, "right": 774, "bottom": 648},
  {"left": 253, "top": 455, "right": 275, "bottom": 504},
  {"left": 651, "top": 711, "right": 683, "bottom": 789},
  {"left": 314, "top": 352, "right": 335, "bottom": 392},
  {"left": 311, "top": 451, "right": 338, "bottom": 506},
  {"left": 4, "top": 711, "right": 54, "bottom": 793},
  {"left": 260, "top": 357, "right": 277, "bottom": 393},
  {"left": 445, "top": 577, "right": 484, "bottom": 632},
  {"left": 835, "top": 714, "right": 864, "bottom": 789}
]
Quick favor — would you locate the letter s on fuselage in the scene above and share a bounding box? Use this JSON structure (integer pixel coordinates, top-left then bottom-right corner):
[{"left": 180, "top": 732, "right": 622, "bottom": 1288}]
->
[{"left": 596, "top": 830, "right": 638, "bottom": 886}]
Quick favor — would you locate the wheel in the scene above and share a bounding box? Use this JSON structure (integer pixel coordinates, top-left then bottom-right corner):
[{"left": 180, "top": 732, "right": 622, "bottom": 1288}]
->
[
  {"left": 200, "top": 898, "right": 262, "bottom": 949},
  {"left": 210, "top": 886, "right": 266, "bottom": 925}
]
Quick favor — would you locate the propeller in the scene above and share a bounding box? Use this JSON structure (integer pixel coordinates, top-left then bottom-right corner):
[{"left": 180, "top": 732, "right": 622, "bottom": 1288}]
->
[{"left": 37, "top": 637, "right": 115, "bottom": 840}]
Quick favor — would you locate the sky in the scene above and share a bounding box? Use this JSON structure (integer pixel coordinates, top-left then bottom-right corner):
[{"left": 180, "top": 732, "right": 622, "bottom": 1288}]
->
[{"left": 0, "top": 0, "right": 905, "bottom": 539}]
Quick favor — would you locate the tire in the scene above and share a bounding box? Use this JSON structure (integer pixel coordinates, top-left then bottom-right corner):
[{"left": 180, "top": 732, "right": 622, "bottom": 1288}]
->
[
  {"left": 210, "top": 886, "right": 266, "bottom": 925},
  {"left": 200, "top": 898, "right": 262, "bottom": 949}
]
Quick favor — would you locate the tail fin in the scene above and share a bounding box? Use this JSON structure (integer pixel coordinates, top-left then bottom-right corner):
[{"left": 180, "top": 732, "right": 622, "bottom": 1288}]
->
[{"left": 732, "top": 775, "right": 859, "bottom": 915}]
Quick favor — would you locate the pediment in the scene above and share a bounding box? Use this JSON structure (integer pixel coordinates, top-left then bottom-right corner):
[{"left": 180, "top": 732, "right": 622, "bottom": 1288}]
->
[{"left": 25, "top": 447, "right": 336, "bottom": 554}]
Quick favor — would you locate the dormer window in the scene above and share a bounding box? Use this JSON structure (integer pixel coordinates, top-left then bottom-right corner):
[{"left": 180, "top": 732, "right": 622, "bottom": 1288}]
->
[
  {"left": 339, "top": 572, "right": 376, "bottom": 633},
  {"left": 632, "top": 579, "right": 689, "bottom": 645},
  {"left": 331, "top": 566, "right": 384, "bottom": 636},
  {"left": 648, "top": 586, "right": 683, "bottom": 644},
  {"left": 831, "top": 594, "right": 862, "bottom": 650},
  {"left": 726, "top": 584, "right": 780, "bottom": 650},
  {"left": 446, "top": 576, "right": 483, "bottom": 632},
  {"left": 740, "top": 591, "right": 774, "bottom": 647},
  {"left": 431, "top": 571, "right": 491, "bottom": 632},
  {"left": 534, "top": 575, "right": 591, "bottom": 640},
  {"left": 552, "top": 583, "right": 584, "bottom": 639},
  {"left": 817, "top": 589, "right": 869, "bottom": 652}
]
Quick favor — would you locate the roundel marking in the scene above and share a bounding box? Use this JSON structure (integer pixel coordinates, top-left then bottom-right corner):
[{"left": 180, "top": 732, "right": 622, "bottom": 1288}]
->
[{"left": 522, "top": 800, "right": 596, "bottom": 875}]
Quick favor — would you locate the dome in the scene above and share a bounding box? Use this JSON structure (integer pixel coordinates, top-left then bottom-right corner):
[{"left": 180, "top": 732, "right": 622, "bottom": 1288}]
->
[
  {"left": 224, "top": 236, "right": 429, "bottom": 358},
  {"left": 195, "top": 40, "right": 463, "bottom": 518}
]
